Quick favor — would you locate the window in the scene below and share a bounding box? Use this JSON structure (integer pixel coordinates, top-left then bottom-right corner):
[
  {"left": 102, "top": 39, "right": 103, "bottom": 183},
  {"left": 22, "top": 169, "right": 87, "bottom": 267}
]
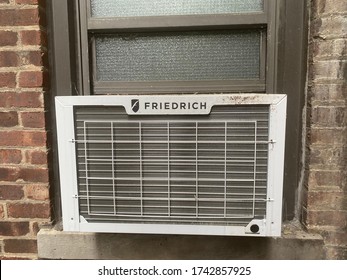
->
[
  {"left": 76, "top": 0, "right": 277, "bottom": 94},
  {"left": 48, "top": 0, "right": 308, "bottom": 221}
]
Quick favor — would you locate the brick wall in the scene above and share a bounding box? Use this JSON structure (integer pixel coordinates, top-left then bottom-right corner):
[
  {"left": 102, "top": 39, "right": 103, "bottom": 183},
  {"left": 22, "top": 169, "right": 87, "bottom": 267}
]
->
[
  {"left": 303, "top": 0, "right": 347, "bottom": 259},
  {"left": 0, "top": 0, "right": 51, "bottom": 259}
]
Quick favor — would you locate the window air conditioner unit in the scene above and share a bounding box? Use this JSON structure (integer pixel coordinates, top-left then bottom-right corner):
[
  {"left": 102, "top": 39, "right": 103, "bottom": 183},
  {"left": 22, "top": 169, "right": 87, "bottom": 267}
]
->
[{"left": 56, "top": 94, "right": 286, "bottom": 237}]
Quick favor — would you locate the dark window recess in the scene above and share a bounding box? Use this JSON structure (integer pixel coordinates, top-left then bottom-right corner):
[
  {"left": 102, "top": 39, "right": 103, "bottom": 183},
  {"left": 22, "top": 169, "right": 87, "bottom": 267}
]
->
[{"left": 48, "top": 0, "right": 308, "bottom": 222}]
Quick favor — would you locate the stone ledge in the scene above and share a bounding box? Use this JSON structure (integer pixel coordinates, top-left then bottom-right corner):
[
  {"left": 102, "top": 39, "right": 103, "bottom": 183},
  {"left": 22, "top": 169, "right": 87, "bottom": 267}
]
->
[{"left": 38, "top": 222, "right": 324, "bottom": 260}]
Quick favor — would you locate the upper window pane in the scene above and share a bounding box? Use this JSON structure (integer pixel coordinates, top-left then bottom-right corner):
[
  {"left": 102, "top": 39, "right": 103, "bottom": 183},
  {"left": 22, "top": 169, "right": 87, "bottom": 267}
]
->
[
  {"left": 94, "top": 30, "right": 261, "bottom": 82},
  {"left": 90, "top": 0, "right": 264, "bottom": 18}
]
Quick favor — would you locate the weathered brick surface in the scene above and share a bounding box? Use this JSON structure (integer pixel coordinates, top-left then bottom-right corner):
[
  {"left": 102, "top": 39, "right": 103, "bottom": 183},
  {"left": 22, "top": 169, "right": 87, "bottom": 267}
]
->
[
  {"left": 24, "top": 184, "right": 49, "bottom": 200},
  {"left": 20, "top": 111, "right": 45, "bottom": 128},
  {"left": 7, "top": 203, "right": 50, "bottom": 219},
  {"left": 18, "top": 71, "right": 46, "bottom": 88},
  {"left": 3, "top": 239, "right": 38, "bottom": 254},
  {"left": 0, "top": 131, "right": 46, "bottom": 147},
  {"left": 0, "top": 167, "right": 49, "bottom": 183},
  {"left": 0, "top": 149, "right": 22, "bottom": 164},
  {"left": 0, "top": 185, "right": 24, "bottom": 200},
  {"left": 0, "top": 72, "right": 16, "bottom": 88},
  {"left": 0, "top": 9, "right": 40, "bottom": 26},
  {"left": 0, "top": 111, "right": 19, "bottom": 127},
  {"left": 20, "top": 30, "right": 46, "bottom": 46},
  {"left": 304, "top": 0, "right": 347, "bottom": 259},
  {"left": 0, "top": 222, "right": 30, "bottom": 236},
  {"left": 0, "top": 92, "right": 43, "bottom": 108},
  {"left": 25, "top": 149, "right": 48, "bottom": 165},
  {"left": 0, "top": 0, "right": 50, "bottom": 260},
  {"left": 311, "top": 0, "right": 347, "bottom": 15},
  {"left": 0, "top": 51, "right": 20, "bottom": 67},
  {"left": 310, "top": 128, "right": 345, "bottom": 145},
  {"left": 0, "top": 31, "right": 17, "bottom": 46}
]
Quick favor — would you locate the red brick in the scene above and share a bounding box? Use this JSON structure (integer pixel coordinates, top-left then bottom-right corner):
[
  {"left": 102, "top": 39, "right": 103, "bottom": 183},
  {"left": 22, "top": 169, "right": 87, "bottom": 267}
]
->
[
  {"left": 21, "top": 111, "right": 45, "bottom": 128},
  {"left": 0, "top": 185, "right": 24, "bottom": 200},
  {"left": 0, "top": 31, "right": 17, "bottom": 46},
  {"left": 18, "top": 71, "right": 44, "bottom": 88},
  {"left": 323, "top": 231, "right": 347, "bottom": 247},
  {"left": 308, "top": 191, "right": 345, "bottom": 210},
  {"left": 311, "top": 106, "right": 346, "bottom": 127},
  {"left": 18, "top": 168, "right": 49, "bottom": 183},
  {"left": 309, "top": 147, "right": 345, "bottom": 167},
  {"left": 0, "top": 9, "right": 39, "bottom": 26},
  {"left": 0, "top": 149, "right": 22, "bottom": 164},
  {"left": 0, "top": 92, "right": 43, "bottom": 108},
  {"left": 21, "top": 51, "right": 45, "bottom": 67},
  {"left": 0, "top": 131, "right": 46, "bottom": 147},
  {"left": 25, "top": 149, "right": 47, "bottom": 164},
  {"left": 307, "top": 211, "right": 347, "bottom": 227},
  {"left": 310, "top": 129, "right": 345, "bottom": 145},
  {"left": 0, "top": 222, "right": 30, "bottom": 236},
  {"left": 0, "top": 167, "right": 48, "bottom": 183},
  {"left": 0, "top": 167, "right": 18, "bottom": 181},
  {"left": 4, "top": 239, "right": 37, "bottom": 254},
  {"left": 311, "top": 16, "right": 347, "bottom": 38},
  {"left": 7, "top": 203, "right": 50, "bottom": 218},
  {"left": 312, "top": 0, "right": 347, "bottom": 16},
  {"left": 311, "top": 39, "right": 347, "bottom": 58},
  {"left": 308, "top": 83, "right": 346, "bottom": 101},
  {"left": 25, "top": 185, "right": 49, "bottom": 200},
  {"left": 310, "top": 60, "right": 346, "bottom": 80},
  {"left": 0, "top": 72, "right": 16, "bottom": 88},
  {"left": 308, "top": 170, "right": 343, "bottom": 187},
  {"left": 0, "top": 111, "right": 19, "bottom": 127},
  {"left": 0, "top": 51, "right": 20, "bottom": 67},
  {"left": 20, "top": 30, "right": 46, "bottom": 46}
]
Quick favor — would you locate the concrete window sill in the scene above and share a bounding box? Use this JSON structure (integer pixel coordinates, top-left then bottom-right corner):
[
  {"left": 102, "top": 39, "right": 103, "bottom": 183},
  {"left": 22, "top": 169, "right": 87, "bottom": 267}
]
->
[{"left": 37, "top": 221, "right": 324, "bottom": 260}]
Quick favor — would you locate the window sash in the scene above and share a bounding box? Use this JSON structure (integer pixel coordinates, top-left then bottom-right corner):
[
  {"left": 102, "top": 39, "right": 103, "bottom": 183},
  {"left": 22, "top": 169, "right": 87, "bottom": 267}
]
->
[
  {"left": 85, "top": 0, "right": 269, "bottom": 31},
  {"left": 89, "top": 0, "right": 265, "bottom": 19},
  {"left": 78, "top": 0, "right": 276, "bottom": 95}
]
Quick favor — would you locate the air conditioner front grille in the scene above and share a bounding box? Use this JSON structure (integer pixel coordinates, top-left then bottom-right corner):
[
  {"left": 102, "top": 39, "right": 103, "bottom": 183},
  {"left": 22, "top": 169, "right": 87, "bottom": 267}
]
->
[{"left": 74, "top": 105, "right": 269, "bottom": 226}]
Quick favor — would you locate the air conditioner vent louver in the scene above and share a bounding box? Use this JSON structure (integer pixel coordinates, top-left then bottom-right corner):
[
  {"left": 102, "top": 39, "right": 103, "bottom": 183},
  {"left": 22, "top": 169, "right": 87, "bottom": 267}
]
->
[{"left": 56, "top": 94, "right": 286, "bottom": 236}]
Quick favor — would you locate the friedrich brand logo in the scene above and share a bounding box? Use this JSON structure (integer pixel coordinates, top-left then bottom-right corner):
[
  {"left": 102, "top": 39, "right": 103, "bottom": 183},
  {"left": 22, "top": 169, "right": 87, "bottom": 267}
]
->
[
  {"left": 131, "top": 99, "right": 139, "bottom": 113},
  {"left": 129, "top": 99, "right": 209, "bottom": 114},
  {"left": 144, "top": 101, "right": 207, "bottom": 111}
]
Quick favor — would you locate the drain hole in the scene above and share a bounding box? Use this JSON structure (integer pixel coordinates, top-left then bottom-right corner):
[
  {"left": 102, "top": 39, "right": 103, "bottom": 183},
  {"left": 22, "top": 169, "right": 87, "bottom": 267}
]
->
[{"left": 250, "top": 224, "right": 259, "bottom": 233}]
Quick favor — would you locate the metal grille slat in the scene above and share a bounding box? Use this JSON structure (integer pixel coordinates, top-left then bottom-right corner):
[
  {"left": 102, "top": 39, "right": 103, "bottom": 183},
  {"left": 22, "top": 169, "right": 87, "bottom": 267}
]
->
[{"left": 75, "top": 105, "right": 269, "bottom": 226}]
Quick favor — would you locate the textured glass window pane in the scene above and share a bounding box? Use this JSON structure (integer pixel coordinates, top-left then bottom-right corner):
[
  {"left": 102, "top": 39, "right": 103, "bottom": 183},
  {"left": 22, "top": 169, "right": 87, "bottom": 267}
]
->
[
  {"left": 95, "top": 30, "right": 261, "bottom": 82},
  {"left": 90, "top": 0, "right": 264, "bottom": 18}
]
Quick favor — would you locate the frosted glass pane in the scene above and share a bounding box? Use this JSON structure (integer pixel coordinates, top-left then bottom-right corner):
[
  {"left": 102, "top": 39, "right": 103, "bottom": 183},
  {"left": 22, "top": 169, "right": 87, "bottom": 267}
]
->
[
  {"left": 95, "top": 30, "right": 261, "bottom": 82},
  {"left": 90, "top": 0, "right": 264, "bottom": 18}
]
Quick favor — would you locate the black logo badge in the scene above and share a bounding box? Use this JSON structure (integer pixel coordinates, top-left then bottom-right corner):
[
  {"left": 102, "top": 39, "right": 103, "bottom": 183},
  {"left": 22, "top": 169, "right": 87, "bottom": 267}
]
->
[{"left": 131, "top": 99, "right": 139, "bottom": 113}]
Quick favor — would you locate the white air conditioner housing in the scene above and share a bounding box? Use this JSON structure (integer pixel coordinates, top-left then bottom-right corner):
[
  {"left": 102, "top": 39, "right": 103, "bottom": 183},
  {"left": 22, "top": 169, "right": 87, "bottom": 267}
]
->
[{"left": 56, "top": 94, "right": 286, "bottom": 237}]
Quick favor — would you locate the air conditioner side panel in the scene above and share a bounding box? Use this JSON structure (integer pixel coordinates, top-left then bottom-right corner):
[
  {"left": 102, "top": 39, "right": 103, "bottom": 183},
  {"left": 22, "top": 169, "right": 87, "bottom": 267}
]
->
[
  {"left": 266, "top": 96, "right": 287, "bottom": 236},
  {"left": 55, "top": 99, "right": 80, "bottom": 231}
]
